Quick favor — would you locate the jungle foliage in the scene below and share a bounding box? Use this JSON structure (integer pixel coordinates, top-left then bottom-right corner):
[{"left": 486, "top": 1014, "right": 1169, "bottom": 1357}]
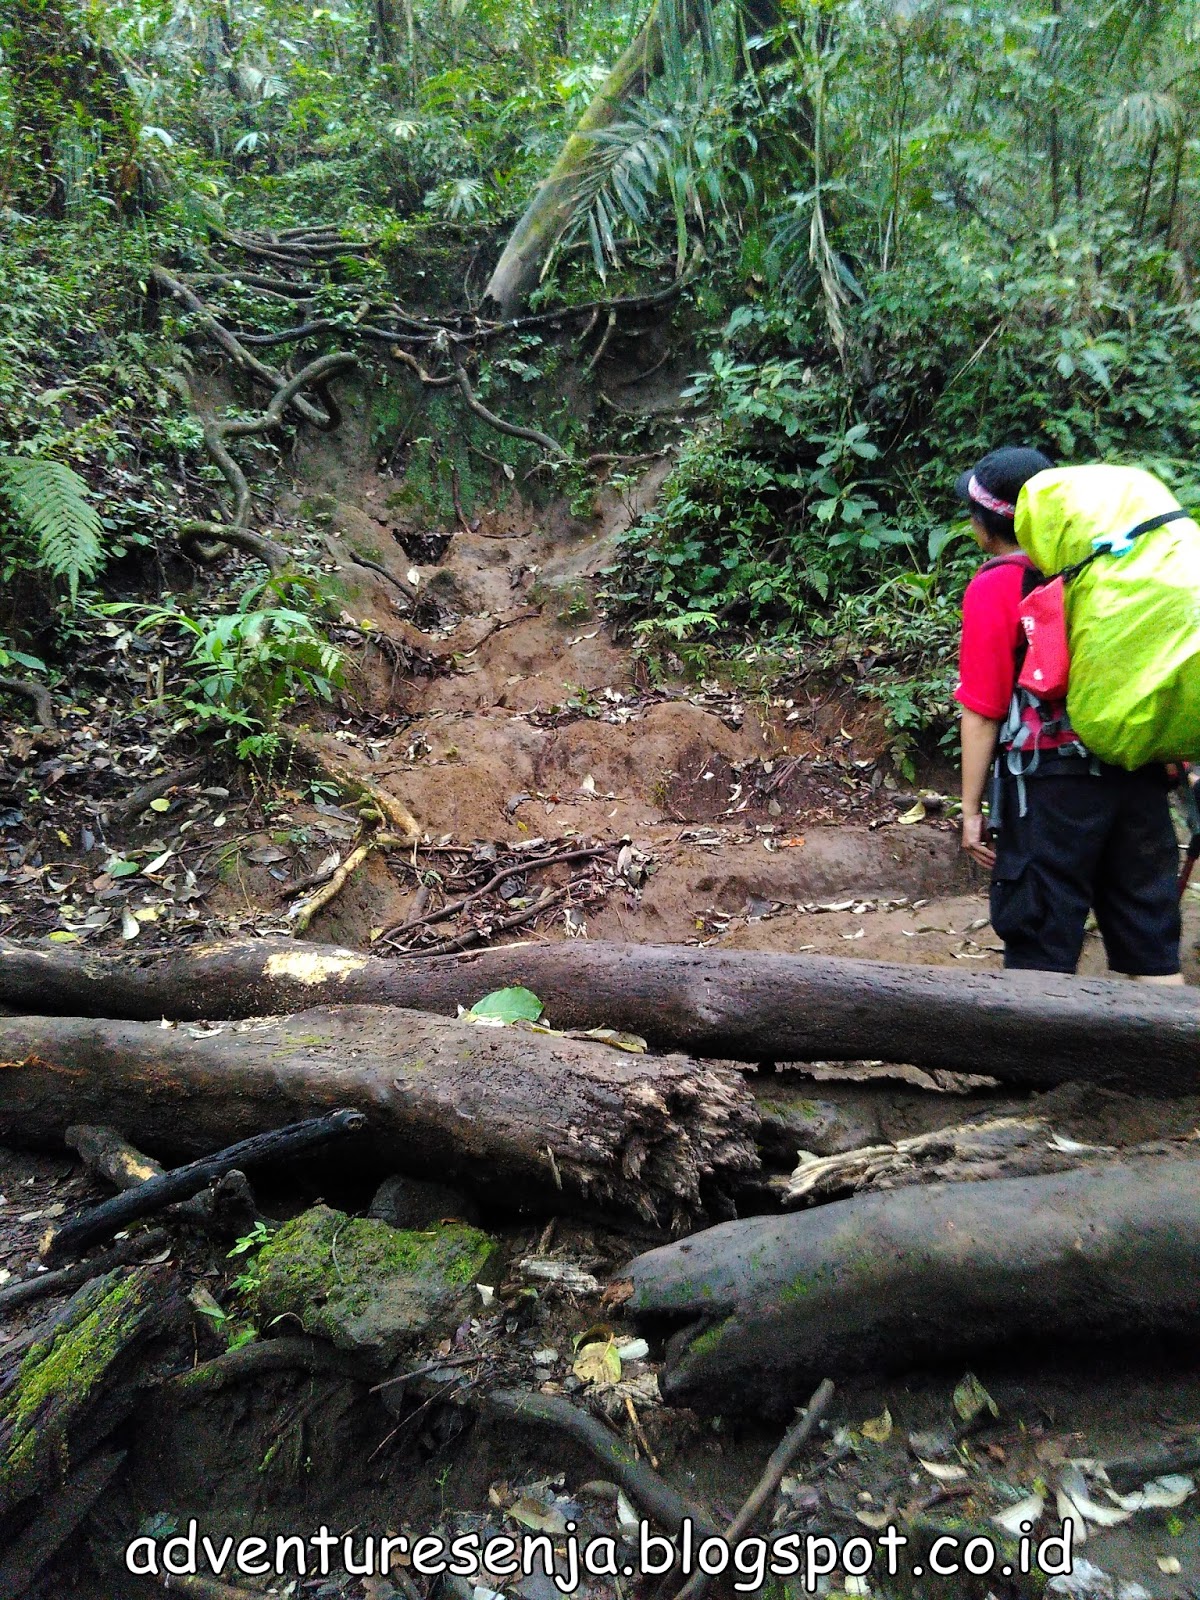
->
[{"left": 0, "top": 0, "right": 1197, "bottom": 756}]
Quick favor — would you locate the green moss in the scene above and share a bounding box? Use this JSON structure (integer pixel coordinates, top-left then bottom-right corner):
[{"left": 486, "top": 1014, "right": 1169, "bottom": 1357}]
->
[
  {"left": 2, "top": 1270, "right": 141, "bottom": 1490},
  {"left": 254, "top": 1205, "right": 495, "bottom": 1356},
  {"left": 780, "top": 1274, "right": 813, "bottom": 1304},
  {"left": 687, "top": 1317, "right": 734, "bottom": 1362}
]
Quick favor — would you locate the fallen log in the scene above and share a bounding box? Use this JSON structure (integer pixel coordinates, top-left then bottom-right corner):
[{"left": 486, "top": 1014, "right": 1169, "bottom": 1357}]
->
[
  {"left": 3, "top": 938, "right": 1198, "bottom": 1090},
  {"left": 0, "top": 1007, "right": 757, "bottom": 1229},
  {"left": 625, "top": 1153, "right": 1200, "bottom": 1415},
  {"left": 0, "top": 1266, "right": 187, "bottom": 1523}
]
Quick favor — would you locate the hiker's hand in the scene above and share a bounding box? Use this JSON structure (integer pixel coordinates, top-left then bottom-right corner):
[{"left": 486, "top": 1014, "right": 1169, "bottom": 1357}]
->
[{"left": 961, "top": 811, "right": 996, "bottom": 871}]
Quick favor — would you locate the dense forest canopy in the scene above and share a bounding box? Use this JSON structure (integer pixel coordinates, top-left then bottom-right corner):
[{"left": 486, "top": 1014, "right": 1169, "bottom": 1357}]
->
[{"left": 1, "top": 0, "right": 1197, "bottom": 768}]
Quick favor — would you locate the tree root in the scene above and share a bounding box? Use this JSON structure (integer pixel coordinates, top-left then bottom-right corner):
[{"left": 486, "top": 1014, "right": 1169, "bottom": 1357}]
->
[
  {"left": 167, "top": 353, "right": 356, "bottom": 574},
  {"left": 288, "top": 837, "right": 393, "bottom": 935},
  {"left": 284, "top": 728, "right": 422, "bottom": 840},
  {"left": 163, "top": 1334, "right": 380, "bottom": 1400},
  {"left": 452, "top": 353, "right": 569, "bottom": 458},
  {"left": 0, "top": 675, "right": 57, "bottom": 731},
  {"left": 0, "top": 1228, "right": 170, "bottom": 1318},
  {"left": 483, "top": 1388, "right": 720, "bottom": 1538}
]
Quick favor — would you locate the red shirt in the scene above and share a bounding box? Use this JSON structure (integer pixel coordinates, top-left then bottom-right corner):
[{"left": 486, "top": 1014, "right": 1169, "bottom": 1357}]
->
[{"left": 955, "top": 554, "right": 1033, "bottom": 720}]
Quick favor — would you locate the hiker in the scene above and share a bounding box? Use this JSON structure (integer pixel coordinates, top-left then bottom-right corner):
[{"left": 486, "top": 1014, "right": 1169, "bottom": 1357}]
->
[{"left": 954, "top": 446, "right": 1184, "bottom": 984}]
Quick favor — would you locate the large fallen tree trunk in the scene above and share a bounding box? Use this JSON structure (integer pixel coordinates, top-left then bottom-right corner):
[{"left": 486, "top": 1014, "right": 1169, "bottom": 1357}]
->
[
  {"left": 4, "top": 937, "right": 1199, "bottom": 1091},
  {"left": 624, "top": 1152, "right": 1200, "bottom": 1414},
  {"left": 0, "top": 1007, "right": 757, "bottom": 1229}
]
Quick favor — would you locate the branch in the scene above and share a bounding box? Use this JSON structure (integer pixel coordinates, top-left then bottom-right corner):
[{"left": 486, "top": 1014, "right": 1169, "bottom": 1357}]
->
[
  {"left": 0, "top": 675, "right": 57, "bottom": 731},
  {"left": 672, "top": 1380, "right": 836, "bottom": 1600},
  {"left": 377, "top": 844, "right": 608, "bottom": 945},
  {"left": 42, "top": 1108, "right": 367, "bottom": 1262}
]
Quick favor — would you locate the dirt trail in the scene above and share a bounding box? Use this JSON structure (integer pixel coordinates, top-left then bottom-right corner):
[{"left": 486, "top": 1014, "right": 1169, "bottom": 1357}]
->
[{"left": 286, "top": 435, "right": 1200, "bottom": 983}]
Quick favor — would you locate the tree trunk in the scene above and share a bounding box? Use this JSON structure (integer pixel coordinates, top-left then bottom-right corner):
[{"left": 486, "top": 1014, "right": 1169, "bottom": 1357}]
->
[
  {"left": 0, "top": 1006, "right": 757, "bottom": 1229},
  {"left": 482, "top": 0, "right": 693, "bottom": 316},
  {"left": 5, "top": 937, "right": 1199, "bottom": 1092},
  {"left": 625, "top": 1152, "right": 1200, "bottom": 1414}
]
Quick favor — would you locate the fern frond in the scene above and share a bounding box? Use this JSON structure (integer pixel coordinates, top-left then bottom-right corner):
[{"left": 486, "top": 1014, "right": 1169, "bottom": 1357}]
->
[{"left": 0, "top": 456, "right": 105, "bottom": 603}]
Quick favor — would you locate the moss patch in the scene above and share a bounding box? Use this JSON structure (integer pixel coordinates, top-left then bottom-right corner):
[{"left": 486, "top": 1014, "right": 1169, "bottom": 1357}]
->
[
  {"left": 1, "top": 1269, "right": 146, "bottom": 1501},
  {"left": 254, "top": 1204, "right": 496, "bottom": 1361}
]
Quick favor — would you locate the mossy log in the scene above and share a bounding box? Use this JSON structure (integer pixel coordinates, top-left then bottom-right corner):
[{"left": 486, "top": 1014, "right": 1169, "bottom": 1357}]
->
[
  {"left": 0, "top": 1007, "right": 758, "bottom": 1228},
  {"left": 5, "top": 936, "right": 1200, "bottom": 1091},
  {"left": 624, "top": 1153, "right": 1200, "bottom": 1414},
  {"left": 0, "top": 1266, "right": 187, "bottom": 1526}
]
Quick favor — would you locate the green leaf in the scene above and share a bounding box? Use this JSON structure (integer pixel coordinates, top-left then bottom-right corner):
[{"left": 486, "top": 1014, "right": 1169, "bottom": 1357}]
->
[
  {"left": 468, "top": 986, "right": 544, "bottom": 1023},
  {"left": 0, "top": 456, "right": 104, "bottom": 604},
  {"left": 107, "top": 858, "right": 141, "bottom": 878}
]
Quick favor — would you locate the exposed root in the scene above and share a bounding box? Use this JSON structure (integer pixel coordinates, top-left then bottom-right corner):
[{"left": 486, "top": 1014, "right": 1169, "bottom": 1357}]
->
[
  {"left": 166, "top": 352, "right": 356, "bottom": 573},
  {"left": 284, "top": 728, "right": 422, "bottom": 840},
  {"left": 452, "top": 351, "right": 569, "bottom": 459},
  {"left": 288, "top": 836, "right": 407, "bottom": 935},
  {"left": 0, "top": 675, "right": 57, "bottom": 731},
  {"left": 163, "top": 1334, "right": 379, "bottom": 1398}
]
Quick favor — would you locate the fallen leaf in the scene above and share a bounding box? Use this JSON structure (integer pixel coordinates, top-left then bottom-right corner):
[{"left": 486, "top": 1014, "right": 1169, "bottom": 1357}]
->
[
  {"left": 1060, "top": 1464, "right": 1133, "bottom": 1528},
  {"left": 1156, "top": 1556, "right": 1181, "bottom": 1575},
  {"left": 121, "top": 908, "right": 140, "bottom": 941},
  {"left": 469, "top": 986, "right": 544, "bottom": 1024},
  {"left": 992, "top": 1493, "right": 1044, "bottom": 1535},
  {"left": 899, "top": 800, "right": 926, "bottom": 824},
  {"left": 578, "top": 1027, "right": 647, "bottom": 1054},
  {"left": 573, "top": 1337, "right": 622, "bottom": 1386},
  {"left": 920, "top": 1460, "right": 969, "bottom": 1483},
  {"left": 507, "top": 1497, "right": 568, "bottom": 1535},
  {"left": 856, "top": 1507, "right": 892, "bottom": 1529},
  {"left": 861, "top": 1407, "right": 893, "bottom": 1443},
  {"left": 953, "top": 1372, "right": 999, "bottom": 1424},
  {"left": 149, "top": 797, "right": 171, "bottom": 813},
  {"left": 1111, "top": 1473, "right": 1195, "bottom": 1512}
]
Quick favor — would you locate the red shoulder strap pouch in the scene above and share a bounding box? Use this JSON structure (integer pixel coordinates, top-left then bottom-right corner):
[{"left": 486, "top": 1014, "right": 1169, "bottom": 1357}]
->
[{"left": 1016, "top": 575, "right": 1071, "bottom": 700}]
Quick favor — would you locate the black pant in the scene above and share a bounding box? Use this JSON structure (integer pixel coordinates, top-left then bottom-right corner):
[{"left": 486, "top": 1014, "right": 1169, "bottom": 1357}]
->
[{"left": 989, "top": 761, "right": 1181, "bottom": 976}]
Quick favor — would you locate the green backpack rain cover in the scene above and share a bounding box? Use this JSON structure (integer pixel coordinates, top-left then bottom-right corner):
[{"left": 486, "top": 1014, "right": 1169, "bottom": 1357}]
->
[{"left": 1014, "top": 465, "right": 1200, "bottom": 769}]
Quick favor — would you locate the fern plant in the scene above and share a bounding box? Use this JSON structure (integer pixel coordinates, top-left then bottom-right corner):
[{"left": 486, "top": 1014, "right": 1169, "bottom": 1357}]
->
[{"left": 0, "top": 456, "right": 104, "bottom": 603}]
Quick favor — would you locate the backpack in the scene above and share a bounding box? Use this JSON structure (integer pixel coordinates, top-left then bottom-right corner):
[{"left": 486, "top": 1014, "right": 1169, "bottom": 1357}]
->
[
  {"left": 978, "top": 553, "right": 1084, "bottom": 773},
  {"left": 1015, "top": 465, "right": 1200, "bottom": 769}
]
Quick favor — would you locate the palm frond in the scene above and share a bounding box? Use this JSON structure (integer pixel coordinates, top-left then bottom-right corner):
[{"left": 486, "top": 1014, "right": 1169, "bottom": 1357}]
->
[{"left": 0, "top": 457, "right": 105, "bottom": 603}]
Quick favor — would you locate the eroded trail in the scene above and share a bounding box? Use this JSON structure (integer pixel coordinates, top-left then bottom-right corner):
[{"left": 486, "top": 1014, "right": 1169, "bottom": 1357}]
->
[{"left": 278, "top": 437, "right": 1200, "bottom": 982}]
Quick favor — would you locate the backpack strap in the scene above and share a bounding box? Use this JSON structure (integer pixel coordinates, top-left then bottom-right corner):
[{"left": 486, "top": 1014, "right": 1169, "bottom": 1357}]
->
[{"left": 1058, "top": 507, "right": 1192, "bottom": 582}]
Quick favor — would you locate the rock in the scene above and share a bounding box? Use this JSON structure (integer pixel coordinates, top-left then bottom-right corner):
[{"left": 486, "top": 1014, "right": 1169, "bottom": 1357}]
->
[
  {"left": 753, "top": 1091, "right": 880, "bottom": 1165},
  {"left": 368, "top": 1173, "right": 479, "bottom": 1230},
  {"left": 254, "top": 1205, "right": 497, "bottom": 1362}
]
